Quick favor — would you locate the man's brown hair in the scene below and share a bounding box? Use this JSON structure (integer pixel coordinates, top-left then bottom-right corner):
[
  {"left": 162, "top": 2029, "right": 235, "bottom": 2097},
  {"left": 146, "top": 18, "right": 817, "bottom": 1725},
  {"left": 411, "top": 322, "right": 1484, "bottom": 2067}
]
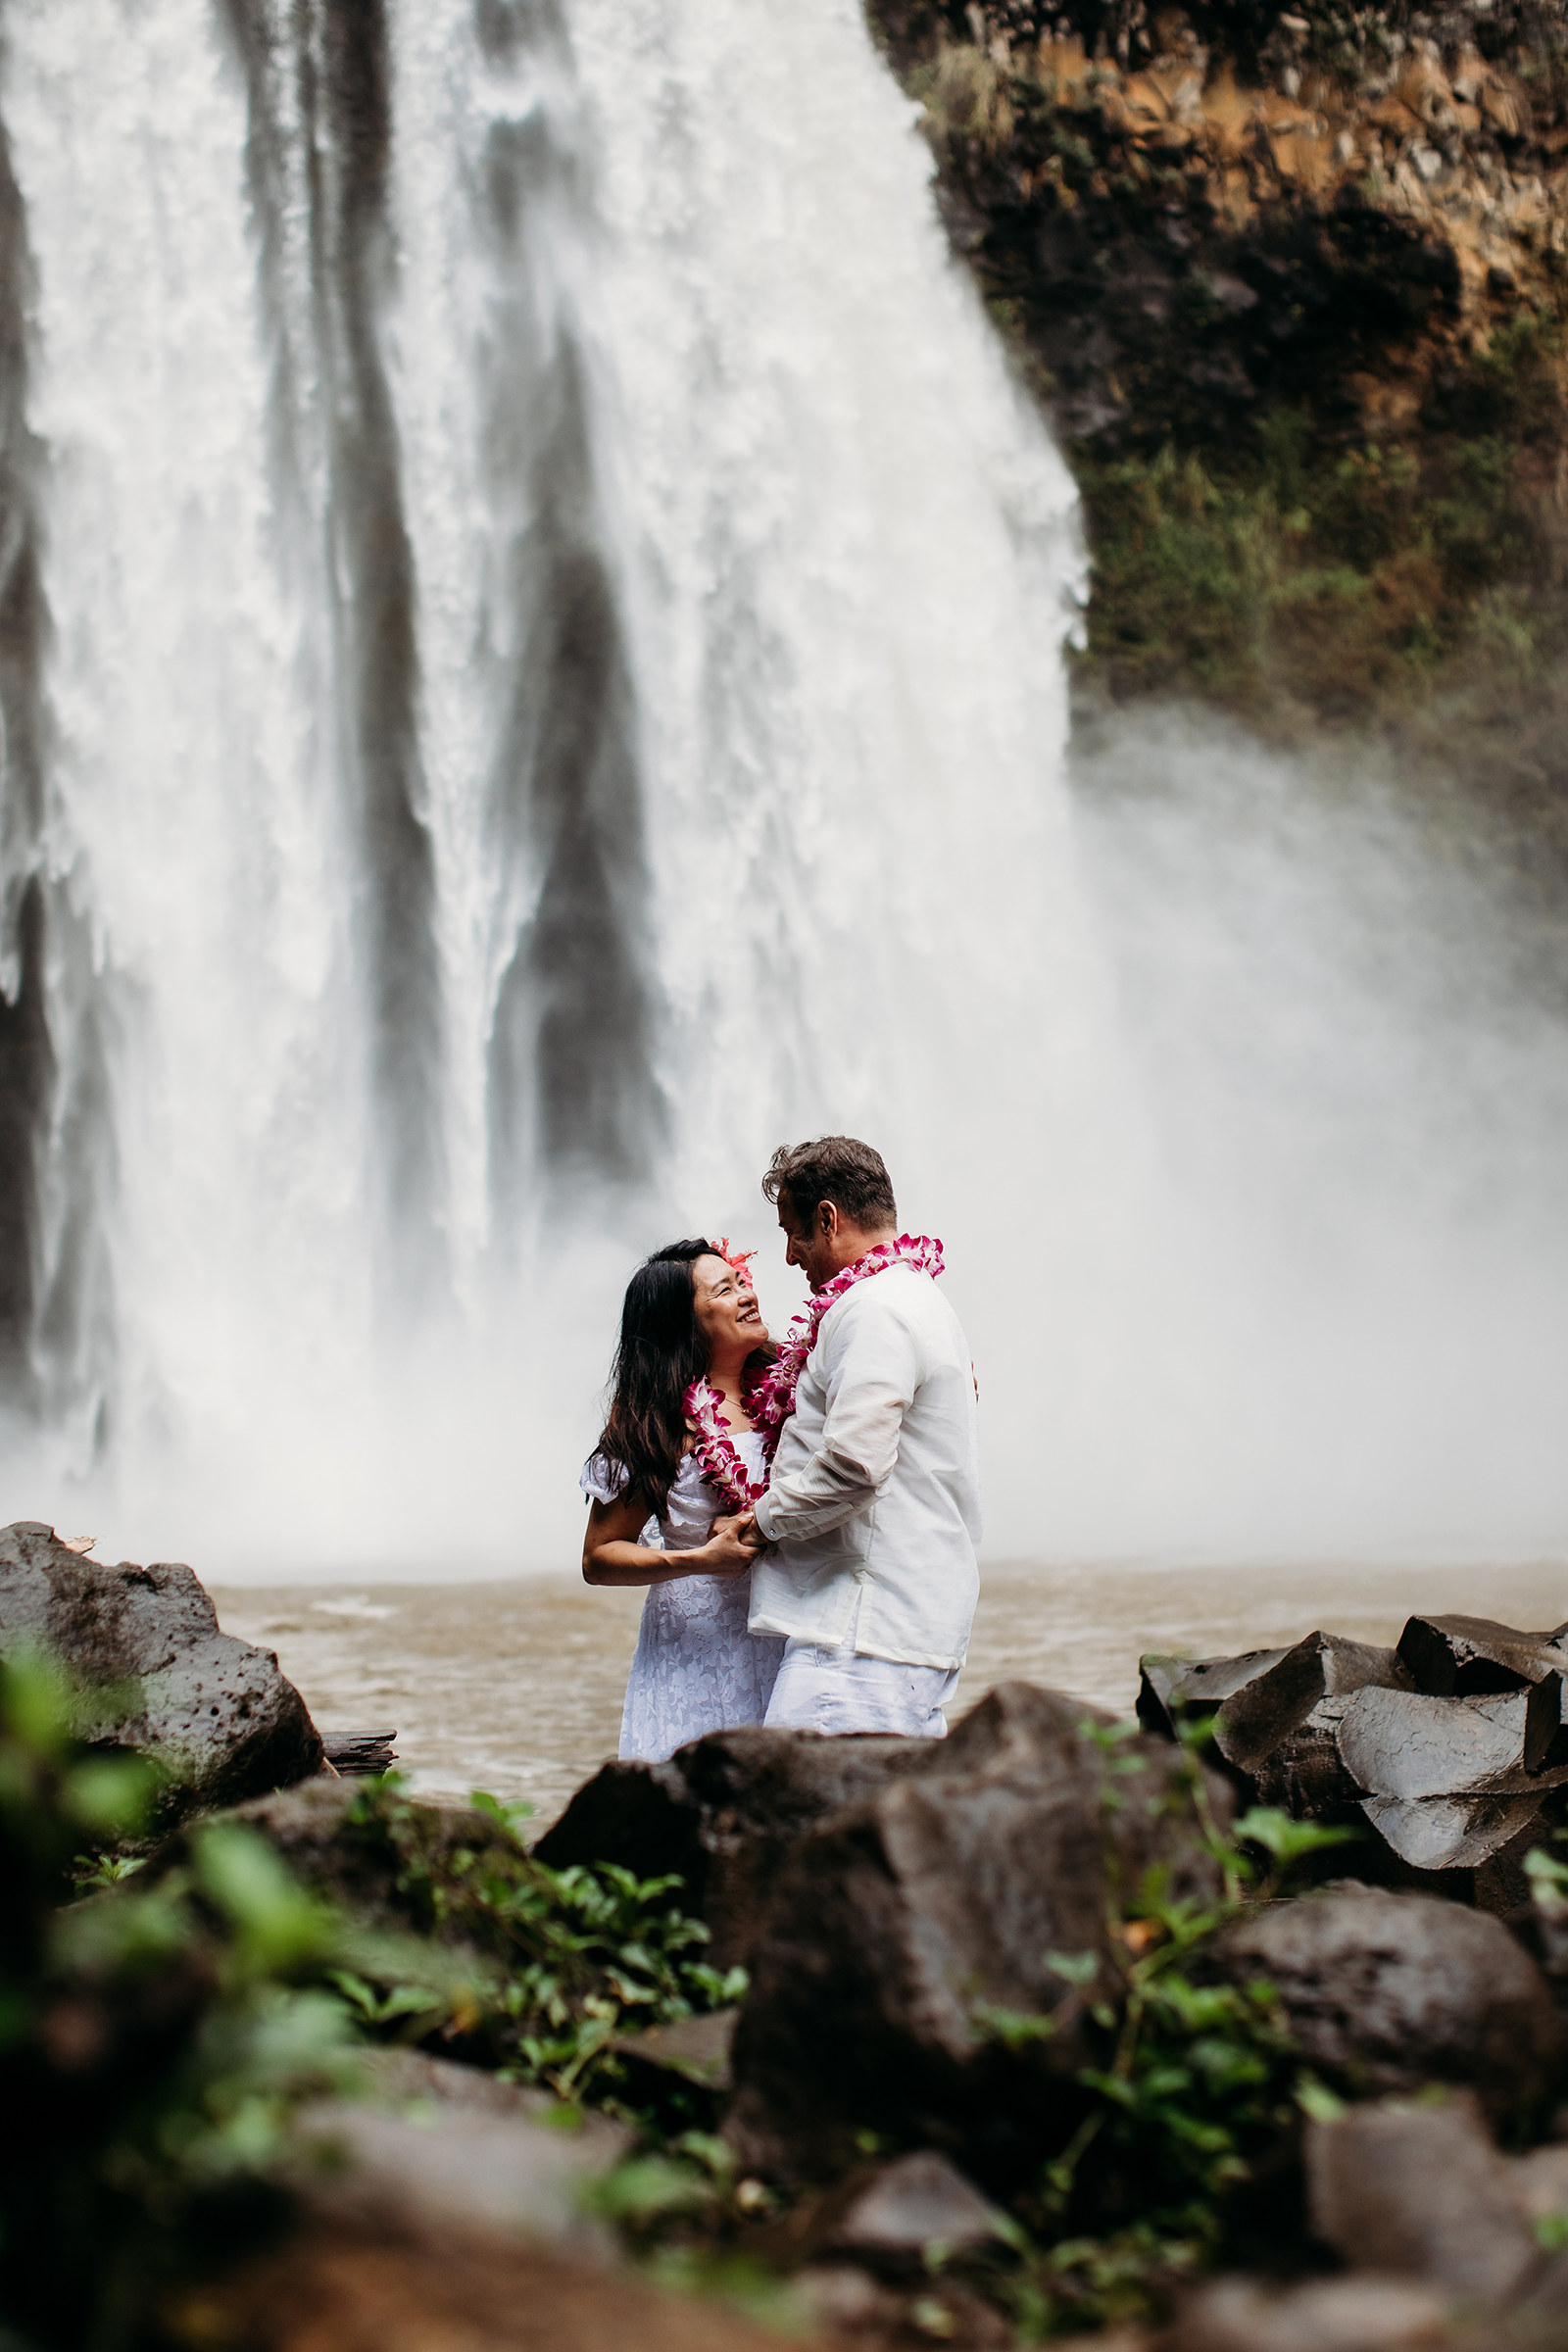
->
[{"left": 762, "top": 1136, "right": 897, "bottom": 1232}]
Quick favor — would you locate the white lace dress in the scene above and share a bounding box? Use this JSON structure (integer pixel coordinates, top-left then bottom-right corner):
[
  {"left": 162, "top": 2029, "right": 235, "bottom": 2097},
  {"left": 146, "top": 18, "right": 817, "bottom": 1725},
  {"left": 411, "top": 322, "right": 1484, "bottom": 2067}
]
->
[{"left": 580, "top": 1430, "right": 785, "bottom": 1762}]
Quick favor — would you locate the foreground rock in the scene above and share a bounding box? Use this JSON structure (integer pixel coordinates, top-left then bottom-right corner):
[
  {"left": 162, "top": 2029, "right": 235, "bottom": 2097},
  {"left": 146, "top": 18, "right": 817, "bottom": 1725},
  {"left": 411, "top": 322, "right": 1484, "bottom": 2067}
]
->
[
  {"left": 1141, "top": 1612, "right": 1568, "bottom": 1900},
  {"left": 1166, "top": 2274, "right": 1452, "bottom": 2352},
  {"left": 284, "top": 2049, "right": 632, "bottom": 2261},
  {"left": 725, "top": 1683, "right": 1233, "bottom": 2183},
  {"left": 177, "top": 2049, "right": 822, "bottom": 2352},
  {"left": 534, "top": 1724, "right": 937, "bottom": 1968},
  {"left": 162, "top": 1776, "right": 525, "bottom": 1949},
  {"left": 0, "top": 1519, "right": 320, "bottom": 1820},
  {"left": 1305, "top": 2091, "right": 1541, "bottom": 2303},
  {"left": 164, "top": 2216, "right": 823, "bottom": 2352},
  {"left": 1210, "top": 1886, "right": 1561, "bottom": 2126}
]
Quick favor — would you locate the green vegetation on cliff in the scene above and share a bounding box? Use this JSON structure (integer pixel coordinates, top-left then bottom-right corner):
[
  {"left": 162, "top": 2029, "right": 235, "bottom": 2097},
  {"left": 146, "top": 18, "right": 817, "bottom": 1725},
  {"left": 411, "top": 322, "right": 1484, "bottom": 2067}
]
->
[{"left": 868, "top": 0, "right": 1568, "bottom": 842}]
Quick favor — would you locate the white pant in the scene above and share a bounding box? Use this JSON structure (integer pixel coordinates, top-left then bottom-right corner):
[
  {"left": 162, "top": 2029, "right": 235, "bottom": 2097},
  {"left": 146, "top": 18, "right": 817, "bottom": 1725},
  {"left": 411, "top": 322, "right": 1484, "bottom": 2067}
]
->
[{"left": 762, "top": 1604, "right": 958, "bottom": 1739}]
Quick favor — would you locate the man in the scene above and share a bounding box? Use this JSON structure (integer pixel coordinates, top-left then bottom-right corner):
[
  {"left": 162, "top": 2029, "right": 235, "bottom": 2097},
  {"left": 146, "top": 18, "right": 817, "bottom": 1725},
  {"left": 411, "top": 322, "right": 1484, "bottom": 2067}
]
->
[{"left": 739, "top": 1135, "right": 981, "bottom": 1737}]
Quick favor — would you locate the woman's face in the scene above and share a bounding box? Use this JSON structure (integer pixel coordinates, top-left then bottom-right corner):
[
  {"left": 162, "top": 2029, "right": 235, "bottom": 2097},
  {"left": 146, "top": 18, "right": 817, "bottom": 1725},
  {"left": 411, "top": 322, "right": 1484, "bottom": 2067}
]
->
[{"left": 692, "top": 1253, "right": 766, "bottom": 1365}]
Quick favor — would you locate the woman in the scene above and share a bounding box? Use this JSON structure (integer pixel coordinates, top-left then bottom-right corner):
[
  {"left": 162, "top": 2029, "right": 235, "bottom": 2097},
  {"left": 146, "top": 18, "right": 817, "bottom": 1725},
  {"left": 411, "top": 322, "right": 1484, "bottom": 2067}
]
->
[{"left": 581, "top": 1239, "right": 784, "bottom": 1761}]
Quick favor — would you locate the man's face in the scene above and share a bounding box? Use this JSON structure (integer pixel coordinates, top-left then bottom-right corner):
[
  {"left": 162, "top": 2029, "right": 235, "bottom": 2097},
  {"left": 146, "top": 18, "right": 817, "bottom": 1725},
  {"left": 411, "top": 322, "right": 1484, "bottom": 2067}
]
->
[{"left": 777, "top": 1193, "right": 843, "bottom": 1292}]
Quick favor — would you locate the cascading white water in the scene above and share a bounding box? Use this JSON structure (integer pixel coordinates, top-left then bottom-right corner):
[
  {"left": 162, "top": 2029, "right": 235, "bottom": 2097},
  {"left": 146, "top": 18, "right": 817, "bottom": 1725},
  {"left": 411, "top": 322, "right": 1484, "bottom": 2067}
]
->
[{"left": 0, "top": 0, "right": 1565, "bottom": 1576}]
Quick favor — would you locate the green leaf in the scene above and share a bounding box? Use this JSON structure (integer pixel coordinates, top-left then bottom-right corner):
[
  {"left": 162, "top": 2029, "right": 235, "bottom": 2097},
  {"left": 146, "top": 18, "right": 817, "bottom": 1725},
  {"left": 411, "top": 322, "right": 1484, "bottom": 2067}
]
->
[
  {"left": 1232, "top": 1808, "right": 1357, "bottom": 1866},
  {"left": 1045, "top": 1950, "right": 1099, "bottom": 1987},
  {"left": 589, "top": 2155, "right": 712, "bottom": 2224},
  {"left": 1296, "top": 2077, "right": 1347, "bottom": 2124},
  {"left": 971, "top": 2001, "right": 1056, "bottom": 2052},
  {"left": 468, "top": 1788, "right": 537, "bottom": 1838}
]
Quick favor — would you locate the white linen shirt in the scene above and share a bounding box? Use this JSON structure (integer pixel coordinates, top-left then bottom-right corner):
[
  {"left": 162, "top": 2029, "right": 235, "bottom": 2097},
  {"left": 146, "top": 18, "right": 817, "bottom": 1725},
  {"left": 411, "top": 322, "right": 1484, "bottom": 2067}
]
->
[{"left": 748, "top": 1262, "right": 982, "bottom": 1670}]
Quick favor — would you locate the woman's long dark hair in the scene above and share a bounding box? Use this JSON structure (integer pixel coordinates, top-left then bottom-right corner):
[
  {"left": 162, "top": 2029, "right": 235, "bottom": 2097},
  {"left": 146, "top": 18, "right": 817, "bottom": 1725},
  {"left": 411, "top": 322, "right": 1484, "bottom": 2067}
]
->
[{"left": 591, "top": 1240, "right": 716, "bottom": 1519}]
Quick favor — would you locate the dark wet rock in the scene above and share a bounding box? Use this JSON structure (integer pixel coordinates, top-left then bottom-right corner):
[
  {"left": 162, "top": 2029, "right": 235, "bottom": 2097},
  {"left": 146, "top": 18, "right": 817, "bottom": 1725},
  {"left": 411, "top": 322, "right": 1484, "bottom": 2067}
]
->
[
  {"left": 1338, "top": 1685, "right": 1564, "bottom": 1798},
  {"left": 797, "top": 2262, "right": 1016, "bottom": 2348},
  {"left": 0, "top": 1519, "right": 321, "bottom": 1821},
  {"left": 1305, "top": 2091, "right": 1540, "bottom": 2303},
  {"left": 163, "top": 1777, "right": 507, "bottom": 1948},
  {"left": 1166, "top": 2273, "right": 1451, "bottom": 2351},
  {"left": 1137, "top": 1644, "right": 1296, "bottom": 1739},
  {"left": 285, "top": 2080, "right": 631, "bottom": 2256},
  {"left": 1216, "top": 1635, "right": 1414, "bottom": 1777},
  {"left": 609, "top": 2006, "right": 737, "bottom": 2093},
  {"left": 1141, "top": 1617, "right": 1568, "bottom": 1894},
  {"left": 1142, "top": 1633, "right": 1413, "bottom": 1822},
  {"left": 1361, "top": 1788, "right": 1554, "bottom": 1875},
  {"left": 1396, "top": 1613, "right": 1568, "bottom": 1701},
  {"left": 1509, "top": 2140, "right": 1568, "bottom": 2230},
  {"left": 531, "top": 1754, "right": 702, "bottom": 1881},
  {"left": 533, "top": 1726, "right": 935, "bottom": 1968},
  {"left": 187, "top": 2215, "right": 810, "bottom": 2352},
  {"left": 821, "top": 2151, "right": 1005, "bottom": 2255},
  {"left": 726, "top": 1683, "right": 1232, "bottom": 2184},
  {"left": 1211, "top": 1886, "right": 1561, "bottom": 2125},
  {"left": 356, "top": 2046, "right": 627, "bottom": 2137}
]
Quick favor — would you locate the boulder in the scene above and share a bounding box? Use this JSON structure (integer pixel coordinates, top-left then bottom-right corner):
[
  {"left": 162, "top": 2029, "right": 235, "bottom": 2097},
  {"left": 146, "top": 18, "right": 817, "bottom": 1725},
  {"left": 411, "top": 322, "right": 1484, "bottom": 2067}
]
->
[
  {"left": 726, "top": 1683, "right": 1233, "bottom": 2183},
  {"left": 1509, "top": 2140, "right": 1568, "bottom": 2230},
  {"left": 1166, "top": 2274, "right": 1451, "bottom": 2351},
  {"left": 1360, "top": 1789, "right": 1553, "bottom": 1875},
  {"left": 819, "top": 2150, "right": 1006, "bottom": 2256},
  {"left": 1140, "top": 1617, "right": 1568, "bottom": 1900},
  {"left": 609, "top": 2007, "right": 738, "bottom": 2097},
  {"left": 284, "top": 2063, "right": 632, "bottom": 2259},
  {"left": 166, "top": 1778, "right": 525, "bottom": 1950},
  {"left": 796, "top": 2264, "right": 1016, "bottom": 2348},
  {"left": 533, "top": 1725, "right": 935, "bottom": 1968},
  {"left": 170, "top": 2215, "right": 825, "bottom": 2352},
  {"left": 1140, "top": 1632, "right": 1412, "bottom": 1821},
  {"left": 0, "top": 1520, "right": 321, "bottom": 1821},
  {"left": 1337, "top": 1687, "right": 1563, "bottom": 1796},
  {"left": 1210, "top": 1886, "right": 1561, "bottom": 2125},
  {"left": 1396, "top": 1613, "right": 1568, "bottom": 1701},
  {"left": 1137, "top": 1644, "right": 1297, "bottom": 1738},
  {"left": 1304, "top": 2091, "right": 1540, "bottom": 2304},
  {"left": 357, "top": 2046, "right": 629, "bottom": 2137}
]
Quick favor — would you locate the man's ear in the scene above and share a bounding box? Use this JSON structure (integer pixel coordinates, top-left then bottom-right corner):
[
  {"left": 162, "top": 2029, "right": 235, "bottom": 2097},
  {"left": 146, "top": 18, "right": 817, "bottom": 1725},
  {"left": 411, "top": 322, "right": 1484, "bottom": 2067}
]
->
[{"left": 817, "top": 1200, "right": 839, "bottom": 1239}]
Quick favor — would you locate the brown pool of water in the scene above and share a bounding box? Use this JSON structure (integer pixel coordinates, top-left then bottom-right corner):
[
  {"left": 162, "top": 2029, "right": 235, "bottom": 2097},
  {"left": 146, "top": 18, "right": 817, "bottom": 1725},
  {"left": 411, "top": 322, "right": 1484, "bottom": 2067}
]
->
[{"left": 213, "top": 1557, "right": 1568, "bottom": 1833}]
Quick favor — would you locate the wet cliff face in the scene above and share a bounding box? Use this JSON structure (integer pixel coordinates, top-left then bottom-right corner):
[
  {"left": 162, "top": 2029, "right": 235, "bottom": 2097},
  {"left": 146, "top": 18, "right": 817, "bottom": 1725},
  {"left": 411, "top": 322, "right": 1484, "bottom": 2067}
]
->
[{"left": 867, "top": 0, "right": 1568, "bottom": 850}]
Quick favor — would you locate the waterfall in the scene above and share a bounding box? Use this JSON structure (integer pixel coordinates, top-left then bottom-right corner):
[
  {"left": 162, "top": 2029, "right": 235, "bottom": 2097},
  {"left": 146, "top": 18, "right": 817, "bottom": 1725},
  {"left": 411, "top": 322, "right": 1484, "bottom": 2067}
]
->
[{"left": 0, "top": 0, "right": 1564, "bottom": 1574}]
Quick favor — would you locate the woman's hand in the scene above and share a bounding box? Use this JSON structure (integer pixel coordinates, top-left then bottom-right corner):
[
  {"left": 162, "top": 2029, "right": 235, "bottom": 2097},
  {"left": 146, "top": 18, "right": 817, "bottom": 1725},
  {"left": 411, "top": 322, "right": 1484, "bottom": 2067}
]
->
[
  {"left": 582, "top": 1496, "right": 764, "bottom": 1587},
  {"left": 692, "top": 1514, "right": 763, "bottom": 1577}
]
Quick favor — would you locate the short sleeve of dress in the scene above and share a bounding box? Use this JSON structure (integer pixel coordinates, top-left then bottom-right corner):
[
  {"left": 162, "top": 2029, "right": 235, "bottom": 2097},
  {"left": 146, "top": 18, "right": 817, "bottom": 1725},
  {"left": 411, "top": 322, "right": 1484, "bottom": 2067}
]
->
[{"left": 579, "top": 1452, "right": 630, "bottom": 1506}]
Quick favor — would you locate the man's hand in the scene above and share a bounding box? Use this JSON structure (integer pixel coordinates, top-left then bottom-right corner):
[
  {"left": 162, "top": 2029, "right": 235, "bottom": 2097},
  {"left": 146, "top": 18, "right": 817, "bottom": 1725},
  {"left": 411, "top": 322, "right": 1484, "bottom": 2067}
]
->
[
  {"left": 694, "top": 1515, "right": 765, "bottom": 1578},
  {"left": 732, "top": 1511, "right": 766, "bottom": 1550}
]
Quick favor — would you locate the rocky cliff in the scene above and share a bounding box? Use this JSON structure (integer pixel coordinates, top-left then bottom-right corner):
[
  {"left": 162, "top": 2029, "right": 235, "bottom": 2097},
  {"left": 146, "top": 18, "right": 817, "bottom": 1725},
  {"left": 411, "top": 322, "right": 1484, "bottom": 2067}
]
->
[{"left": 866, "top": 0, "right": 1568, "bottom": 859}]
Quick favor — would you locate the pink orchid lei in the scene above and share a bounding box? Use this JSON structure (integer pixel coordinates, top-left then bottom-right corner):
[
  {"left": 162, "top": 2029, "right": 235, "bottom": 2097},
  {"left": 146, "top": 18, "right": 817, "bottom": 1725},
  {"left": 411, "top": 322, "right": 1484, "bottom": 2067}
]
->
[
  {"left": 747, "top": 1232, "right": 946, "bottom": 1447},
  {"left": 683, "top": 1374, "right": 769, "bottom": 1514}
]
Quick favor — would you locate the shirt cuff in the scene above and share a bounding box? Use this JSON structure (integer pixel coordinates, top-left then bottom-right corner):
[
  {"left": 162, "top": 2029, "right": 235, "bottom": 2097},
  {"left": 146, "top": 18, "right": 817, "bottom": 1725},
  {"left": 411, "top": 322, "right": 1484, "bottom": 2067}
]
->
[{"left": 755, "top": 1493, "right": 779, "bottom": 1541}]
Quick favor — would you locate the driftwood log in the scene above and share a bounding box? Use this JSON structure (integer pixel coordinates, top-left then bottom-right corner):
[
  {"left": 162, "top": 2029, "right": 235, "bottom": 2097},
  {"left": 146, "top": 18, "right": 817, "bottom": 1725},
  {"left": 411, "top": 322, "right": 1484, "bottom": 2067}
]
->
[{"left": 318, "top": 1730, "right": 398, "bottom": 1777}]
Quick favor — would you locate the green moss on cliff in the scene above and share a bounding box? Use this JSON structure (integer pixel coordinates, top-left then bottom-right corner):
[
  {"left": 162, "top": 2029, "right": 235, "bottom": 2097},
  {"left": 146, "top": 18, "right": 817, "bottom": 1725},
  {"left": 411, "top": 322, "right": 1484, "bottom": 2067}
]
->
[
  {"left": 1083, "top": 310, "right": 1564, "bottom": 716},
  {"left": 866, "top": 0, "right": 1568, "bottom": 841}
]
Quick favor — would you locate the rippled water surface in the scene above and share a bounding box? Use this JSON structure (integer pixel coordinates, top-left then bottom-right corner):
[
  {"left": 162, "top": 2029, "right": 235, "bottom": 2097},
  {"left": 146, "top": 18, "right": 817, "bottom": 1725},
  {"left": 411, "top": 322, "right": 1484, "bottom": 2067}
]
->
[{"left": 213, "top": 1560, "right": 1568, "bottom": 1830}]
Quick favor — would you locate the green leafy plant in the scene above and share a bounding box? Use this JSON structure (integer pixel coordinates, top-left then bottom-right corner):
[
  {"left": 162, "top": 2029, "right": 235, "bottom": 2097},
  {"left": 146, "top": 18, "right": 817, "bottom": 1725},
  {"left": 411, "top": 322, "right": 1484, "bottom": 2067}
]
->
[
  {"left": 0, "top": 1649, "right": 404, "bottom": 2347},
  {"left": 960, "top": 1711, "right": 1346, "bottom": 2335},
  {"left": 338, "top": 1773, "right": 745, "bottom": 2114}
]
